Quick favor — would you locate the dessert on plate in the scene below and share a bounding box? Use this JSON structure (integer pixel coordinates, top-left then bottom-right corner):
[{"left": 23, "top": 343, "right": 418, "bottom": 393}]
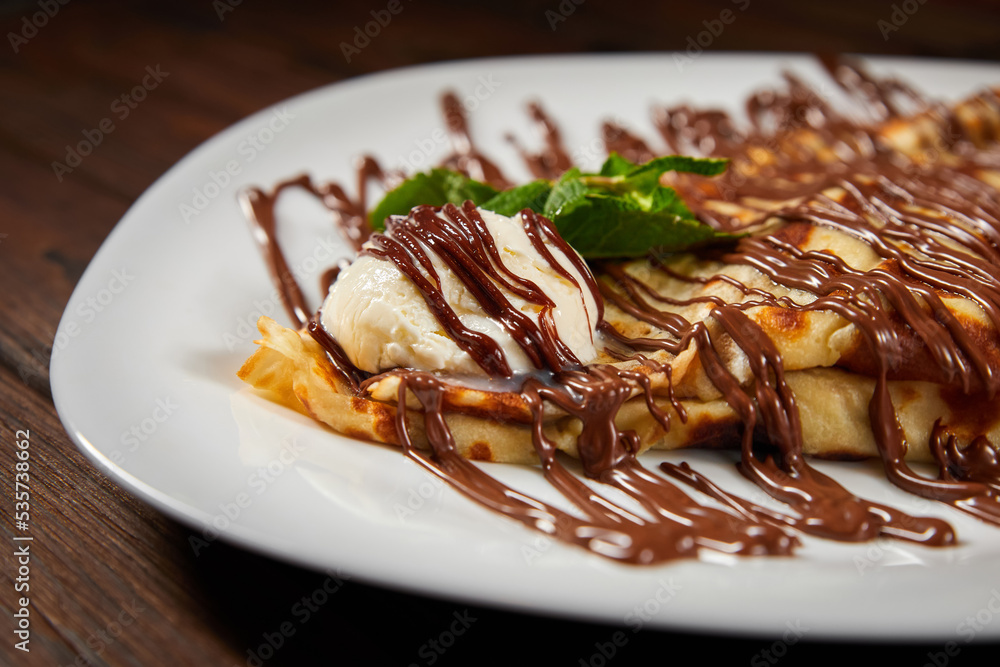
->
[{"left": 238, "top": 59, "right": 1000, "bottom": 564}]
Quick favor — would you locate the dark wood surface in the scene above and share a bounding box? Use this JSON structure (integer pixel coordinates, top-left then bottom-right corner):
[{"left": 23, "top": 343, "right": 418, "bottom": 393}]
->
[{"left": 2, "top": 1, "right": 1000, "bottom": 665}]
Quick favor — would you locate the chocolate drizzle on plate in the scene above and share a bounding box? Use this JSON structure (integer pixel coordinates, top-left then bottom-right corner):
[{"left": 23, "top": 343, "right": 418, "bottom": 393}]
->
[
  {"left": 440, "top": 92, "right": 513, "bottom": 190},
  {"left": 241, "top": 57, "right": 1000, "bottom": 563},
  {"left": 506, "top": 101, "right": 575, "bottom": 180},
  {"left": 240, "top": 158, "right": 388, "bottom": 328}
]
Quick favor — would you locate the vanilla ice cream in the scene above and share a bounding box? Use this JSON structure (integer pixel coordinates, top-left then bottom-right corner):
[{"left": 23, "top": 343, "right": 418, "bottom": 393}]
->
[{"left": 321, "top": 206, "right": 601, "bottom": 375}]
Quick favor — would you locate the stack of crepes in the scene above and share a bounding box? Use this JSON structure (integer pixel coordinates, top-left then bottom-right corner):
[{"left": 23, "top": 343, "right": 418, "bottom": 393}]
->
[{"left": 238, "top": 66, "right": 1000, "bottom": 557}]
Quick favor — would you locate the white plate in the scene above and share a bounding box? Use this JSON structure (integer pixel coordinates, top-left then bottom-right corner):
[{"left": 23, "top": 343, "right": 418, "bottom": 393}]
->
[{"left": 51, "top": 54, "right": 1000, "bottom": 641}]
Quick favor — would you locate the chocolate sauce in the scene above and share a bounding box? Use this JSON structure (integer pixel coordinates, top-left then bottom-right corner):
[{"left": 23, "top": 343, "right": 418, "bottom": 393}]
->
[
  {"left": 239, "top": 165, "right": 386, "bottom": 327},
  {"left": 396, "top": 369, "right": 797, "bottom": 563},
  {"left": 506, "top": 102, "right": 574, "bottom": 180},
  {"left": 622, "top": 61, "right": 1000, "bottom": 528},
  {"left": 440, "top": 92, "right": 513, "bottom": 189},
  {"left": 362, "top": 201, "right": 601, "bottom": 376},
  {"left": 307, "top": 318, "right": 369, "bottom": 393},
  {"left": 243, "top": 63, "right": 1000, "bottom": 563},
  {"left": 602, "top": 121, "right": 656, "bottom": 164}
]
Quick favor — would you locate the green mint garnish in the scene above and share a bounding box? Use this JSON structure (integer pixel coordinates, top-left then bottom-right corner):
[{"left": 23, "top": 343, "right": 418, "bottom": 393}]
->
[{"left": 368, "top": 153, "right": 735, "bottom": 258}]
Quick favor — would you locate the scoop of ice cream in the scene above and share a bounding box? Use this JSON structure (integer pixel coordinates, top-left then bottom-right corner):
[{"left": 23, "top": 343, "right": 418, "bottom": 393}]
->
[{"left": 321, "top": 204, "right": 601, "bottom": 376}]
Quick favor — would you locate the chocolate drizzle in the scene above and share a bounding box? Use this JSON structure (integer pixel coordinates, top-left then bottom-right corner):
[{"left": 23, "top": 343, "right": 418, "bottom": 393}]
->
[
  {"left": 243, "top": 62, "right": 1000, "bottom": 564},
  {"left": 506, "top": 102, "right": 574, "bottom": 180},
  {"left": 239, "top": 163, "right": 387, "bottom": 327},
  {"left": 362, "top": 201, "right": 602, "bottom": 376},
  {"left": 440, "top": 92, "right": 512, "bottom": 189},
  {"left": 393, "top": 369, "right": 798, "bottom": 563}
]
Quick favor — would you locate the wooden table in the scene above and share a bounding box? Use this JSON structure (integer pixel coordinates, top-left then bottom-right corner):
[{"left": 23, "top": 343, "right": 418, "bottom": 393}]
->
[{"left": 3, "top": 1, "right": 999, "bottom": 664}]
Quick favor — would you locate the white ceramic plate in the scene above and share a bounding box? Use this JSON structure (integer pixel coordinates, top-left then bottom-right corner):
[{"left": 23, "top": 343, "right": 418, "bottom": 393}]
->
[{"left": 51, "top": 54, "right": 1000, "bottom": 640}]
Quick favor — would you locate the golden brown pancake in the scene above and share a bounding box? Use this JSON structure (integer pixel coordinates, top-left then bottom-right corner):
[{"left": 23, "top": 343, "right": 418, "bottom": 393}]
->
[{"left": 238, "top": 65, "right": 1000, "bottom": 562}]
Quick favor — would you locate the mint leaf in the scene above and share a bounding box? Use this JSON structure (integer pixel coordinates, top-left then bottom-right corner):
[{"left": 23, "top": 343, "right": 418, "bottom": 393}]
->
[
  {"left": 544, "top": 154, "right": 734, "bottom": 257},
  {"left": 591, "top": 153, "right": 727, "bottom": 193},
  {"left": 598, "top": 153, "right": 637, "bottom": 177},
  {"left": 589, "top": 154, "right": 728, "bottom": 200},
  {"left": 365, "top": 154, "right": 735, "bottom": 258},
  {"left": 369, "top": 169, "right": 497, "bottom": 231},
  {"left": 481, "top": 180, "right": 552, "bottom": 217},
  {"left": 554, "top": 196, "right": 730, "bottom": 258},
  {"left": 627, "top": 155, "right": 728, "bottom": 180},
  {"left": 647, "top": 184, "right": 694, "bottom": 218},
  {"left": 542, "top": 168, "right": 587, "bottom": 218}
]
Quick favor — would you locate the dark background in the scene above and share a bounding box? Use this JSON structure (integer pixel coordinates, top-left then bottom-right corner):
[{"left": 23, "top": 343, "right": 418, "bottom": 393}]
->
[{"left": 2, "top": 0, "right": 1000, "bottom": 665}]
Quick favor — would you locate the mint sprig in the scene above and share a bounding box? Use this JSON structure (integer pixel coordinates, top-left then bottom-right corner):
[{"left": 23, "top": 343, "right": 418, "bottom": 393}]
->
[
  {"left": 368, "top": 153, "right": 735, "bottom": 258},
  {"left": 370, "top": 168, "right": 498, "bottom": 231}
]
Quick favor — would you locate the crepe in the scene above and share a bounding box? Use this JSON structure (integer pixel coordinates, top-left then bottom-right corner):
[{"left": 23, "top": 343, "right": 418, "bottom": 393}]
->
[
  {"left": 238, "top": 67, "right": 1000, "bottom": 559},
  {"left": 239, "top": 202, "right": 1000, "bottom": 466}
]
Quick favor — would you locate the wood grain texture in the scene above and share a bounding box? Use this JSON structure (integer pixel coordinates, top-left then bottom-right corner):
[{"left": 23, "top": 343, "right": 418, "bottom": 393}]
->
[{"left": 2, "top": 0, "right": 999, "bottom": 665}]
